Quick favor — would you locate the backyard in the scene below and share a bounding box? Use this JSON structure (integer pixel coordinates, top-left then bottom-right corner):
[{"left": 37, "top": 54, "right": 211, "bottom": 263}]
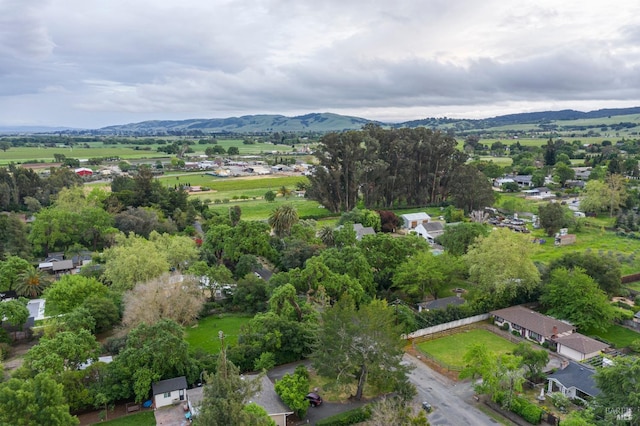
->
[
  {"left": 580, "top": 324, "right": 640, "bottom": 349},
  {"left": 416, "top": 328, "right": 518, "bottom": 370},
  {"left": 184, "top": 314, "right": 252, "bottom": 353}
]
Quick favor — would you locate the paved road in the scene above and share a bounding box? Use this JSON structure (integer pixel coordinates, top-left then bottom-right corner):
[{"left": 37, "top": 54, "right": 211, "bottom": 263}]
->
[{"left": 404, "top": 354, "right": 500, "bottom": 426}]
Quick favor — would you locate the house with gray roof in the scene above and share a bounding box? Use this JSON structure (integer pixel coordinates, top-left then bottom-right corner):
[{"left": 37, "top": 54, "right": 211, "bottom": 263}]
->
[
  {"left": 352, "top": 223, "right": 376, "bottom": 241},
  {"left": 547, "top": 362, "right": 599, "bottom": 402},
  {"left": 249, "top": 375, "right": 294, "bottom": 426},
  {"left": 152, "top": 376, "right": 187, "bottom": 408}
]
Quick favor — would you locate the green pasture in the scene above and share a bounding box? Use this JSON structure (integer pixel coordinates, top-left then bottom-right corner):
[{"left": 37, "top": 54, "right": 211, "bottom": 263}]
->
[
  {"left": 416, "top": 329, "right": 517, "bottom": 369},
  {"left": 95, "top": 411, "right": 155, "bottom": 426},
  {"left": 205, "top": 197, "right": 334, "bottom": 221},
  {"left": 581, "top": 324, "right": 640, "bottom": 349},
  {"left": 0, "top": 145, "right": 160, "bottom": 165},
  {"left": 157, "top": 174, "right": 307, "bottom": 191},
  {"left": 529, "top": 225, "right": 640, "bottom": 275},
  {"left": 185, "top": 314, "right": 252, "bottom": 354}
]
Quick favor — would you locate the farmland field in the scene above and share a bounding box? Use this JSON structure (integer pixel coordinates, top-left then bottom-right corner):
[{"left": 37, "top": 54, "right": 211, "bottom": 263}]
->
[
  {"left": 416, "top": 329, "right": 517, "bottom": 369},
  {"left": 0, "top": 139, "right": 301, "bottom": 165}
]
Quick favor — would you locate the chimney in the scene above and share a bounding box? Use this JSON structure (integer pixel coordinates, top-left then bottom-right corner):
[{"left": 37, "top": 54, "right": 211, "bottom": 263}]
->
[{"left": 552, "top": 326, "right": 558, "bottom": 336}]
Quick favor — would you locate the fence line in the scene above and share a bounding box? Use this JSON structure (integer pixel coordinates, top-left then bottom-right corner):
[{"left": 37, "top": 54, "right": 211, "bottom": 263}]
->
[{"left": 405, "top": 313, "right": 490, "bottom": 340}]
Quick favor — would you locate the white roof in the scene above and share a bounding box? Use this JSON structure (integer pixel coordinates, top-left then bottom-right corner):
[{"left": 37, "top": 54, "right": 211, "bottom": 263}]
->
[{"left": 401, "top": 212, "right": 431, "bottom": 221}]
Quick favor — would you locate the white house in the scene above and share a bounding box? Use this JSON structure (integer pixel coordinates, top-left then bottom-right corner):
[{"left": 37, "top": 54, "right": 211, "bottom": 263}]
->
[
  {"left": 491, "top": 306, "right": 574, "bottom": 345},
  {"left": 401, "top": 212, "right": 431, "bottom": 230},
  {"left": 547, "top": 362, "right": 600, "bottom": 403},
  {"left": 412, "top": 221, "right": 444, "bottom": 244},
  {"left": 152, "top": 376, "right": 187, "bottom": 408}
]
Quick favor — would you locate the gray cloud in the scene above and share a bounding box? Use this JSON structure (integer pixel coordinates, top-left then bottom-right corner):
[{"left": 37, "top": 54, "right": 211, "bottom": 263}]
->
[{"left": 1, "top": 0, "right": 640, "bottom": 127}]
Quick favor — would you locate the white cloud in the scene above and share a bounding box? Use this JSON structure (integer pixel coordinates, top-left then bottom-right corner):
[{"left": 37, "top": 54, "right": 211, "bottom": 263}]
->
[{"left": 1, "top": 0, "right": 640, "bottom": 127}]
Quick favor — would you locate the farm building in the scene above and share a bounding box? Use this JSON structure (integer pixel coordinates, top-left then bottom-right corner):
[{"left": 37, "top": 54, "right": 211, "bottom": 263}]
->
[{"left": 74, "top": 167, "right": 93, "bottom": 177}]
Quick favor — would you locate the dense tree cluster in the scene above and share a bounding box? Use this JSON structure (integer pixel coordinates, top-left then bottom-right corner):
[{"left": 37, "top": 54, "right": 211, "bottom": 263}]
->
[{"left": 308, "top": 126, "right": 474, "bottom": 212}]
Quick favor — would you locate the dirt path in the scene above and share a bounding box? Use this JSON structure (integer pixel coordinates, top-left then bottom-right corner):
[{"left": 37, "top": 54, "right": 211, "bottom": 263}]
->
[{"left": 3, "top": 339, "right": 38, "bottom": 375}]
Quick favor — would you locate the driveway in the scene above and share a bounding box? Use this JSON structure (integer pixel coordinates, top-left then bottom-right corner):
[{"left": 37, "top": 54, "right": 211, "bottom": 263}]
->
[
  {"left": 404, "top": 353, "right": 501, "bottom": 426},
  {"left": 267, "top": 360, "right": 366, "bottom": 426}
]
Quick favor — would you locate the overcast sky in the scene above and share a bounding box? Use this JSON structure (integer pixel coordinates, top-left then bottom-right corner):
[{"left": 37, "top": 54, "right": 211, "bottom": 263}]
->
[{"left": 2, "top": 0, "right": 640, "bottom": 128}]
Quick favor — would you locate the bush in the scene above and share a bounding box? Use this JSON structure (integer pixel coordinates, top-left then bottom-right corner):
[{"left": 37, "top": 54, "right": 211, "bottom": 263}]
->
[
  {"left": 315, "top": 406, "right": 372, "bottom": 426},
  {"left": 274, "top": 368, "right": 311, "bottom": 418},
  {"left": 510, "top": 396, "right": 543, "bottom": 424},
  {"left": 512, "top": 330, "right": 521, "bottom": 337},
  {"left": 254, "top": 352, "right": 276, "bottom": 371},
  {"left": 500, "top": 323, "right": 510, "bottom": 331}
]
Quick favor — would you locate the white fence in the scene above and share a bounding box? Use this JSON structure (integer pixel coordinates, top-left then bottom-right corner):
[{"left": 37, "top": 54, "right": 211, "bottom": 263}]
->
[{"left": 405, "top": 313, "right": 490, "bottom": 340}]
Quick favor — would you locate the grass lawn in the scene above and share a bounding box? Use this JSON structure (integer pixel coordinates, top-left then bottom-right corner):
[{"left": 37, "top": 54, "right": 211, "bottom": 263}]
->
[
  {"left": 416, "top": 329, "right": 517, "bottom": 369},
  {"left": 529, "top": 225, "right": 640, "bottom": 275},
  {"left": 95, "top": 411, "right": 155, "bottom": 426},
  {"left": 626, "top": 281, "right": 640, "bottom": 292},
  {"left": 204, "top": 197, "right": 335, "bottom": 221},
  {"left": 185, "top": 314, "right": 252, "bottom": 353},
  {"left": 581, "top": 324, "right": 640, "bottom": 348}
]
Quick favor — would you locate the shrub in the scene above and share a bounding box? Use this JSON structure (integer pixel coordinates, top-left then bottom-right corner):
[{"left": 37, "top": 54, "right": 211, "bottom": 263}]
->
[
  {"left": 254, "top": 352, "right": 276, "bottom": 371},
  {"left": 512, "top": 330, "right": 521, "bottom": 337},
  {"left": 315, "top": 406, "right": 372, "bottom": 426},
  {"left": 500, "top": 323, "right": 510, "bottom": 331},
  {"left": 629, "top": 339, "right": 640, "bottom": 353},
  {"left": 274, "top": 368, "right": 311, "bottom": 418},
  {"left": 510, "top": 396, "right": 543, "bottom": 424}
]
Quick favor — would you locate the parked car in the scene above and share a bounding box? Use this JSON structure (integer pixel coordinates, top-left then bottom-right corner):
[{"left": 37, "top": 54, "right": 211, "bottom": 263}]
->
[
  {"left": 305, "top": 392, "right": 323, "bottom": 407},
  {"left": 422, "top": 401, "right": 432, "bottom": 412}
]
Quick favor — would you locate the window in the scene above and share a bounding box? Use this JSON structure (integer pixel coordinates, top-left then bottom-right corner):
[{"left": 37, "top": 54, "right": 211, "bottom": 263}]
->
[
  {"left": 512, "top": 323, "right": 521, "bottom": 331},
  {"left": 164, "top": 392, "right": 171, "bottom": 398},
  {"left": 529, "top": 331, "right": 541, "bottom": 342}
]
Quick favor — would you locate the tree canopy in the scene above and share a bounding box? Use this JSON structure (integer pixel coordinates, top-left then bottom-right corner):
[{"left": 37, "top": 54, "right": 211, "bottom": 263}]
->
[
  {"left": 312, "top": 297, "right": 411, "bottom": 401},
  {"left": 465, "top": 228, "right": 540, "bottom": 308},
  {"left": 540, "top": 267, "right": 618, "bottom": 332}
]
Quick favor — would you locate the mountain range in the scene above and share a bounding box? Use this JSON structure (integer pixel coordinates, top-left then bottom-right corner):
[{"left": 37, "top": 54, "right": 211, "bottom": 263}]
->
[{"left": 4, "top": 106, "right": 640, "bottom": 135}]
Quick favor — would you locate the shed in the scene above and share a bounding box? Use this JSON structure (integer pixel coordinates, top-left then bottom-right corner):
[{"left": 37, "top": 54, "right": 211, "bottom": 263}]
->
[{"left": 152, "top": 376, "right": 187, "bottom": 408}]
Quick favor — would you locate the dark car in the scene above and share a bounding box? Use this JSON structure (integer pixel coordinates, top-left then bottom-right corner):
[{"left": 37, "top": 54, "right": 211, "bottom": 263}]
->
[
  {"left": 305, "top": 392, "right": 323, "bottom": 407},
  {"left": 422, "top": 401, "right": 432, "bottom": 412}
]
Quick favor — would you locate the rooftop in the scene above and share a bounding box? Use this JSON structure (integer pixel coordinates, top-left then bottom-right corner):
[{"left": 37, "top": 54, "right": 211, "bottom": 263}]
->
[
  {"left": 554, "top": 333, "right": 609, "bottom": 354},
  {"left": 152, "top": 376, "right": 187, "bottom": 396},
  {"left": 491, "top": 305, "right": 574, "bottom": 337},
  {"left": 548, "top": 362, "right": 599, "bottom": 397}
]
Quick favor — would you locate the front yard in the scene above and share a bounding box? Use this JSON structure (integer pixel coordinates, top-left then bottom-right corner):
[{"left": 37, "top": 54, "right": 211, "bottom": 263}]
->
[{"left": 416, "top": 328, "right": 518, "bottom": 370}]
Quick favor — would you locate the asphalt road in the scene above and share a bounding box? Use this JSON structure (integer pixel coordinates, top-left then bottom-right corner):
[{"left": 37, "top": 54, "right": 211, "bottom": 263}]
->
[{"left": 404, "top": 353, "right": 500, "bottom": 426}]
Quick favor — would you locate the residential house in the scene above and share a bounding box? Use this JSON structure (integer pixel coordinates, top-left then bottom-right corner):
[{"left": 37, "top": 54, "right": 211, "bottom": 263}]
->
[
  {"left": 353, "top": 223, "right": 376, "bottom": 241},
  {"left": 250, "top": 374, "right": 294, "bottom": 426},
  {"left": 553, "top": 333, "right": 610, "bottom": 362},
  {"left": 412, "top": 221, "right": 444, "bottom": 244},
  {"left": 491, "top": 305, "right": 574, "bottom": 345},
  {"left": 417, "top": 295, "right": 465, "bottom": 313},
  {"left": 401, "top": 212, "right": 431, "bottom": 230},
  {"left": 547, "top": 362, "right": 599, "bottom": 402},
  {"left": 497, "top": 174, "right": 534, "bottom": 188},
  {"left": 152, "top": 376, "right": 187, "bottom": 409}
]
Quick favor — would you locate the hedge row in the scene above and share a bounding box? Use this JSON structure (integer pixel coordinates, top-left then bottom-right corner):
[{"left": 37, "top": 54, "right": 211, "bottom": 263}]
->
[
  {"left": 510, "top": 396, "right": 544, "bottom": 424},
  {"left": 314, "top": 406, "right": 371, "bottom": 426}
]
